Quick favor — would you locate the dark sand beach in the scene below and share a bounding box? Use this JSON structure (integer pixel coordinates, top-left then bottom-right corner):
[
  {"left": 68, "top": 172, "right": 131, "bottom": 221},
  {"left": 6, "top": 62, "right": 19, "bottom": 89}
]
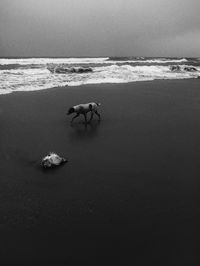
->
[{"left": 0, "top": 79, "right": 200, "bottom": 265}]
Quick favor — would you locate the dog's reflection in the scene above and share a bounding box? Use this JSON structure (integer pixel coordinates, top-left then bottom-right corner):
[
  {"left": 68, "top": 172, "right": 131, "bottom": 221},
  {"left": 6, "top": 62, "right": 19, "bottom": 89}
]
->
[{"left": 69, "top": 121, "right": 100, "bottom": 141}]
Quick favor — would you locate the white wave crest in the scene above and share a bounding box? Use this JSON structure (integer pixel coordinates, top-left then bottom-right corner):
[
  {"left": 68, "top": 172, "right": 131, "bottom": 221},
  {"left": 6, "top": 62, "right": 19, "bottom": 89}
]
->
[
  {"left": 0, "top": 57, "right": 109, "bottom": 65},
  {"left": 0, "top": 57, "right": 188, "bottom": 66},
  {"left": 108, "top": 58, "right": 188, "bottom": 64}
]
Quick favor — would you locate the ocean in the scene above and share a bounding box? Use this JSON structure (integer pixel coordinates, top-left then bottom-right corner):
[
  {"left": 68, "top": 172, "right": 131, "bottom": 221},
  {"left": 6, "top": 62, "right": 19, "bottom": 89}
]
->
[{"left": 0, "top": 57, "right": 200, "bottom": 95}]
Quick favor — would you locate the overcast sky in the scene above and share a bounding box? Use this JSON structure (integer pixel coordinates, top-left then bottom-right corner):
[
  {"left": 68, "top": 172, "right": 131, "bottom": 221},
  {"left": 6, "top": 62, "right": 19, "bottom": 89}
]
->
[{"left": 0, "top": 0, "right": 200, "bottom": 57}]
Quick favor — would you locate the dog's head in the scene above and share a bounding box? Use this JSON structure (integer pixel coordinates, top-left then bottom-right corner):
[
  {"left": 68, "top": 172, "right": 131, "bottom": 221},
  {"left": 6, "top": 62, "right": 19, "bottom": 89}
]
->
[{"left": 67, "top": 107, "right": 75, "bottom": 115}]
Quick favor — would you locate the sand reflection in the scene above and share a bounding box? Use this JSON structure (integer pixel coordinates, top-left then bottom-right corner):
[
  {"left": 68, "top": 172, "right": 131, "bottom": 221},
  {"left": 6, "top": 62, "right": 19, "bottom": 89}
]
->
[{"left": 69, "top": 121, "right": 101, "bottom": 141}]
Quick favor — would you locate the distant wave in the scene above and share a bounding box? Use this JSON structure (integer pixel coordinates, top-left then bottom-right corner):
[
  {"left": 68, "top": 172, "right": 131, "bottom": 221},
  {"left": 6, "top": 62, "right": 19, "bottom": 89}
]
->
[
  {"left": 107, "top": 58, "right": 188, "bottom": 64},
  {"left": 0, "top": 57, "right": 109, "bottom": 65},
  {"left": 0, "top": 57, "right": 188, "bottom": 67}
]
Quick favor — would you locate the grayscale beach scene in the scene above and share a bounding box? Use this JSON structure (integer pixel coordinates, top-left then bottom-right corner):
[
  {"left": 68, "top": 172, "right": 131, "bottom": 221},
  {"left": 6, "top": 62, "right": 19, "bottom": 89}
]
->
[{"left": 0, "top": 0, "right": 200, "bottom": 265}]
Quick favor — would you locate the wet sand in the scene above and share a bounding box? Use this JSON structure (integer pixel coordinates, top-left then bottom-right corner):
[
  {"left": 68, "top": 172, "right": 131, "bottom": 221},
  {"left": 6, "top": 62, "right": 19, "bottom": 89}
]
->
[{"left": 0, "top": 79, "right": 200, "bottom": 265}]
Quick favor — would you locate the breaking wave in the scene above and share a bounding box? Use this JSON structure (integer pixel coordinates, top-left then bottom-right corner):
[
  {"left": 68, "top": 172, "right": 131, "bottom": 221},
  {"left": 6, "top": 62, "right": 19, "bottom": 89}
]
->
[{"left": 0, "top": 57, "right": 199, "bottom": 95}]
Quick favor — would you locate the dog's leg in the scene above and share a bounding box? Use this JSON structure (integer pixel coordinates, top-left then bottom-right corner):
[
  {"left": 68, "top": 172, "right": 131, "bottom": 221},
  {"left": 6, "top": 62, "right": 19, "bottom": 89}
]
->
[
  {"left": 95, "top": 110, "right": 101, "bottom": 121},
  {"left": 89, "top": 111, "right": 94, "bottom": 122},
  {"left": 71, "top": 113, "right": 80, "bottom": 123},
  {"left": 83, "top": 113, "right": 87, "bottom": 124}
]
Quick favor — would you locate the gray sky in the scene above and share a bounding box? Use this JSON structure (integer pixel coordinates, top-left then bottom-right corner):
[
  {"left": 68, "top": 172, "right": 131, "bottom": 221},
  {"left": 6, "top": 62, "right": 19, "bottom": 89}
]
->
[{"left": 0, "top": 0, "right": 200, "bottom": 57}]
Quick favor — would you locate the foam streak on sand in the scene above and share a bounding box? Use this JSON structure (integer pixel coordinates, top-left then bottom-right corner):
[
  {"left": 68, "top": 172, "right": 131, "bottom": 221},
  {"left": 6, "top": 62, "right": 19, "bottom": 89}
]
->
[{"left": 0, "top": 57, "right": 200, "bottom": 94}]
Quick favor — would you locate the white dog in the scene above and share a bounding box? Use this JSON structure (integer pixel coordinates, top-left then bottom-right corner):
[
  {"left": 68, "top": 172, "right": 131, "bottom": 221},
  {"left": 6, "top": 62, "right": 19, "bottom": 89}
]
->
[{"left": 67, "top": 102, "right": 101, "bottom": 123}]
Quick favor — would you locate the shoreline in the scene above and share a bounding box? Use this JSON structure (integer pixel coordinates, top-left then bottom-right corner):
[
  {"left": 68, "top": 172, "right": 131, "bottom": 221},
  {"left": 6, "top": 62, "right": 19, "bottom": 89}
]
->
[{"left": 0, "top": 77, "right": 199, "bottom": 97}]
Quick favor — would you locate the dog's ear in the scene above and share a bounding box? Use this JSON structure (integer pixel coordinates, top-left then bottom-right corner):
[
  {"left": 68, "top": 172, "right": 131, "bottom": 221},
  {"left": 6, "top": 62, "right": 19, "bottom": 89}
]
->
[
  {"left": 67, "top": 107, "right": 75, "bottom": 115},
  {"left": 89, "top": 104, "right": 92, "bottom": 111}
]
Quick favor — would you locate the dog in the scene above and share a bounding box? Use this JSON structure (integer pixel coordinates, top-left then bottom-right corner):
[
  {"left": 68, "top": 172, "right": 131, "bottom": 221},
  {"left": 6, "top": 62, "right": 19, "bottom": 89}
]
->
[{"left": 67, "top": 102, "right": 101, "bottom": 123}]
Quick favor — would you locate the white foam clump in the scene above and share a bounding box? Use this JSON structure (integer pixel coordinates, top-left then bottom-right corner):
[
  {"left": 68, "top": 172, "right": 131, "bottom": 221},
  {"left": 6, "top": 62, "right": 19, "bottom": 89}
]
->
[{"left": 41, "top": 152, "right": 67, "bottom": 168}]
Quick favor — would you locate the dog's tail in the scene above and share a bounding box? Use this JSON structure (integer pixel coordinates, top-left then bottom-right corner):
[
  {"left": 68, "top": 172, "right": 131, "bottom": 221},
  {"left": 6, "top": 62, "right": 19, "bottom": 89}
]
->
[{"left": 96, "top": 102, "right": 101, "bottom": 106}]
